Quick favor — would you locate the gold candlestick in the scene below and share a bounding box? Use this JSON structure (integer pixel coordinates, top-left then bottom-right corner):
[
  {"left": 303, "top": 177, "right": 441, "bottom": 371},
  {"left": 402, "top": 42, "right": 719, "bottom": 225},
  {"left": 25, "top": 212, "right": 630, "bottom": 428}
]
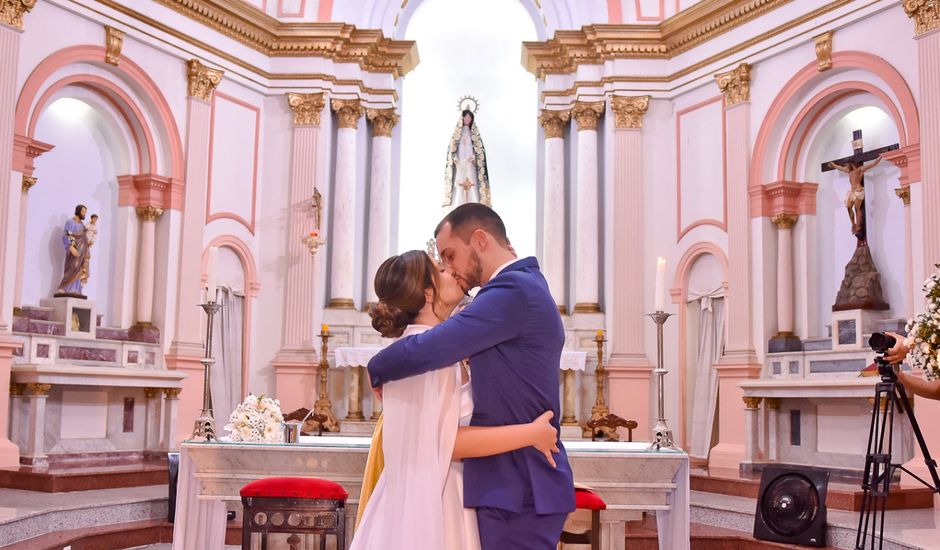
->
[
  {"left": 583, "top": 330, "right": 619, "bottom": 440},
  {"left": 312, "top": 328, "right": 340, "bottom": 432}
]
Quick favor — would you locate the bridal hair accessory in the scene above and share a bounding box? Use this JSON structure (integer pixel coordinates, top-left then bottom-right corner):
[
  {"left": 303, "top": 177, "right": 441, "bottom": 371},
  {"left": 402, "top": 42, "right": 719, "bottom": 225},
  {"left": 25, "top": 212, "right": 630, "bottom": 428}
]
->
[{"left": 426, "top": 238, "right": 441, "bottom": 263}]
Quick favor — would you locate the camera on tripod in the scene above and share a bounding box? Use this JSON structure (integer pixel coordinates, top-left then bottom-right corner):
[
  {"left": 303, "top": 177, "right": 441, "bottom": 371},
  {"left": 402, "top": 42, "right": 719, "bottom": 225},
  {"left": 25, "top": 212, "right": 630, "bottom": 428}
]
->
[{"left": 868, "top": 332, "right": 898, "bottom": 380}]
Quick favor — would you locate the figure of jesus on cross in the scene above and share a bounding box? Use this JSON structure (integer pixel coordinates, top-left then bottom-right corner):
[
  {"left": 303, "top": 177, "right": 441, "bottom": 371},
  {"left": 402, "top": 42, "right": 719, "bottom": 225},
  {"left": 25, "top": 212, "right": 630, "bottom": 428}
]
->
[{"left": 821, "top": 129, "right": 898, "bottom": 245}]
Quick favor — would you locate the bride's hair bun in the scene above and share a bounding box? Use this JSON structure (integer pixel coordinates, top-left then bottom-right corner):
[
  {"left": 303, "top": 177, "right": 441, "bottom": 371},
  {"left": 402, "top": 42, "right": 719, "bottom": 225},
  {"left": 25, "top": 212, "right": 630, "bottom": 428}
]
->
[{"left": 370, "top": 301, "right": 409, "bottom": 338}]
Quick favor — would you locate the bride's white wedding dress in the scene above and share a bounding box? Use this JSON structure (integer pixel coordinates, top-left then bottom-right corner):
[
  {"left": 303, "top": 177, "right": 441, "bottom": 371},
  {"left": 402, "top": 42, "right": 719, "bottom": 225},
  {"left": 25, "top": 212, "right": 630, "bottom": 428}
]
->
[{"left": 350, "top": 325, "right": 480, "bottom": 550}]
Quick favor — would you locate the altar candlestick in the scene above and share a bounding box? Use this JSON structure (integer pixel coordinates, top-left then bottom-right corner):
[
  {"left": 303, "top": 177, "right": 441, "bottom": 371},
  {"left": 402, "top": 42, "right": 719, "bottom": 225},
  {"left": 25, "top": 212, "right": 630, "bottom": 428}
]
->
[
  {"left": 654, "top": 257, "right": 666, "bottom": 311},
  {"left": 206, "top": 246, "right": 218, "bottom": 302},
  {"left": 322, "top": 323, "right": 329, "bottom": 333}
]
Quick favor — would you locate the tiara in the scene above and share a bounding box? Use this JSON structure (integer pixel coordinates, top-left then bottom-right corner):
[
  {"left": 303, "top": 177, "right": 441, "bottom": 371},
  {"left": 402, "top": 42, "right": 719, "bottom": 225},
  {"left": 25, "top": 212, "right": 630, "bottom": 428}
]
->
[{"left": 457, "top": 95, "right": 479, "bottom": 114}]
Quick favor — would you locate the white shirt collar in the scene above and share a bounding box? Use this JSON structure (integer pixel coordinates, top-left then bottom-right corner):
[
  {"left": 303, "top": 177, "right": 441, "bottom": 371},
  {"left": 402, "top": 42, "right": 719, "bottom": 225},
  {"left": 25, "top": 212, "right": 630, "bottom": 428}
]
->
[{"left": 488, "top": 258, "right": 518, "bottom": 283}]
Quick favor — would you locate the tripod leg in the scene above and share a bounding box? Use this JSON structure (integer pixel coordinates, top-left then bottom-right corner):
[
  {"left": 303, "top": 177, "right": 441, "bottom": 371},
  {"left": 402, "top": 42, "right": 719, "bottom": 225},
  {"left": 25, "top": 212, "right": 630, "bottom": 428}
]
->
[{"left": 895, "top": 383, "right": 940, "bottom": 489}]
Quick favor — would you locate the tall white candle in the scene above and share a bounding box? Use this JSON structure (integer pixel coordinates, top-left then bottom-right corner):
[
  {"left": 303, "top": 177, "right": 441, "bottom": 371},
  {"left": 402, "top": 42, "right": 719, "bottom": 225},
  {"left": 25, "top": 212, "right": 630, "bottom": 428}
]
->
[
  {"left": 206, "top": 246, "right": 219, "bottom": 302},
  {"left": 654, "top": 256, "right": 666, "bottom": 312}
]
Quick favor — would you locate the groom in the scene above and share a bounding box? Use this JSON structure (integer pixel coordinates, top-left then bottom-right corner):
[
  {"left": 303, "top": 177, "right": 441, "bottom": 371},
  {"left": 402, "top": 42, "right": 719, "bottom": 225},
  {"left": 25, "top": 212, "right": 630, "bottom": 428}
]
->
[{"left": 368, "top": 203, "right": 575, "bottom": 549}]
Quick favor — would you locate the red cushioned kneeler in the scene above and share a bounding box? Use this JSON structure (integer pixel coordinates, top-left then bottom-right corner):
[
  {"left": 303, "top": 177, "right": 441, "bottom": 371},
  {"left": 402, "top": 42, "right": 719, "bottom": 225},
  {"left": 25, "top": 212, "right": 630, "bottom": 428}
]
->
[
  {"left": 561, "top": 488, "right": 607, "bottom": 550},
  {"left": 240, "top": 477, "right": 348, "bottom": 550}
]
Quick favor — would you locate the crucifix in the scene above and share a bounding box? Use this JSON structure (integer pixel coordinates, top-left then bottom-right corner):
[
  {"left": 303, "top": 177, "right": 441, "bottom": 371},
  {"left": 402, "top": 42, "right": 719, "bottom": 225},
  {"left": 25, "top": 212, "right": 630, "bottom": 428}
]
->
[
  {"left": 821, "top": 129, "right": 897, "bottom": 312},
  {"left": 820, "top": 129, "right": 898, "bottom": 246}
]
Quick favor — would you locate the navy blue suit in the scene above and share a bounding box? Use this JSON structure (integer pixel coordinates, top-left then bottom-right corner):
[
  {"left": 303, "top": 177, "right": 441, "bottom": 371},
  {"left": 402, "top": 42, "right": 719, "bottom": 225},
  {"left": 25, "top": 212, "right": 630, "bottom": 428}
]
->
[{"left": 368, "top": 257, "right": 575, "bottom": 547}]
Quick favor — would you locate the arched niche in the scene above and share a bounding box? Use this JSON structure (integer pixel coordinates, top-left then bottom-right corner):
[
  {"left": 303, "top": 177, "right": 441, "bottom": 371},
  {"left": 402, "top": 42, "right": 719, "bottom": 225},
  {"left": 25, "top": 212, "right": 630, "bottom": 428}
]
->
[{"left": 395, "top": 0, "right": 539, "bottom": 255}]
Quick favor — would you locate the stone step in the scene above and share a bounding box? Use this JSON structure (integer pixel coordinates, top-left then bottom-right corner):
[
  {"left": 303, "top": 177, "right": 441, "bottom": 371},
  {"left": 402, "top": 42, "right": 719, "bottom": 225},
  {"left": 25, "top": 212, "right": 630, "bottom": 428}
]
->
[
  {"left": 692, "top": 467, "right": 934, "bottom": 511},
  {"left": 13, "top": 318, "right": 65, "bottom": 337},
  {"left": 0, "top": 485, "right": 168, "bottom": 548},
  {"left": 0, "top": 459, "right": 168, "bottom": 493},
  {"left": 691, "top": 489, "right": 929, "bottom": 549}
]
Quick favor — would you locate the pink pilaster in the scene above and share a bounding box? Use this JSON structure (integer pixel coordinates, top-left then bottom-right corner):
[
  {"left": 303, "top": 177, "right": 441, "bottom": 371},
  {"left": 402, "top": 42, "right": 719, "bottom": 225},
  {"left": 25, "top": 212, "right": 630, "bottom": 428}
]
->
[
  {"left": 0, "top": 23, "right": 24, "bottom": 466},
  {"left": 914, "top": 27, "right": 940, "bottom": 276},
  {"left": 710, "top": 72, "right": 761, "bottom": 470},
  {"left": 273, "top": 93, "right": 326, "bottom": 412},
  {"left": 607, "top": 96, "right": 654, "bottom": 435},
  {"left": 165, "top": 95, "right": 214, "bottom": 443},
  {"left": 11, "top": 136, "right": 53, "bottom": 307}
]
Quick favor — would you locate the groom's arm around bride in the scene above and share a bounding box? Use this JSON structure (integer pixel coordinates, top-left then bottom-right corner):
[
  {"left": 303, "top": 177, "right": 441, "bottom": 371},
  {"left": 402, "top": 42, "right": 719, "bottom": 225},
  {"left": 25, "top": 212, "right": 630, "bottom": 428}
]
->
[{"left": 367, "top": 204, "right": 575, "bottom": 550}]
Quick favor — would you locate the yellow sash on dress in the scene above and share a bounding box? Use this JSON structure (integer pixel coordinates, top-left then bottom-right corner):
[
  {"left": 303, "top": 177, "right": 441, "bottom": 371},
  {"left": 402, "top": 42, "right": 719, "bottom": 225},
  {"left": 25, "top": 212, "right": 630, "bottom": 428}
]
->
[{"left": 355, "top": 413, "right": 385, "bottom": 529}]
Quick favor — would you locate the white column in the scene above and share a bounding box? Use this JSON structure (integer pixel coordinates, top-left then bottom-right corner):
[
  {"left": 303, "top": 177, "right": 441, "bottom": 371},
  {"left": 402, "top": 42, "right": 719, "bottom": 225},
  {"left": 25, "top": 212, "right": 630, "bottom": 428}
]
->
[
  {"left": 365, "top": 108, "right": 398, "bottom": 307},
  {"left": 144, "top": 387, "right": 163, "bottom": 452},
  {"left": 769, "top": 213, "right": 801, "bottom": 351},
  {"left": 743, "top": 397, "right": 761, "bottom": 464},
  {"left": 135, "top": 206, "right": 162, "bottom": 326},
  {"left": 163, "top": 388, "right": 181, "bottom": 452},
  {"left": 572, "top": 101, "right": 604, "bottom": 313},
  {"left": 328, "top": 99, "right": 364, "bottom": 309},
  {"left": 895, "top": 187, "right": 914, "bottom": 318},
  {"left": 24, "top": 383, "right": 51, "bottom": 465},
  {"left": 765, "top": 397, "right": 780, "bottom": 462},
  {"left": 539, "top": 110, "right": 570, "bottom": 313},
  {"left": 14, "top": 177, "right": 33, "bottom": 307}
]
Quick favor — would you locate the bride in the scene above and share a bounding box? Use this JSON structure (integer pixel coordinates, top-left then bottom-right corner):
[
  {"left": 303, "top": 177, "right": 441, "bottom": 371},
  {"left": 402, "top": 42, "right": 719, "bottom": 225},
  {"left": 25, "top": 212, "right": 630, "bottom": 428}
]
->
[{"left": 350, "top": 250, "right": 558, "bottom": 549}]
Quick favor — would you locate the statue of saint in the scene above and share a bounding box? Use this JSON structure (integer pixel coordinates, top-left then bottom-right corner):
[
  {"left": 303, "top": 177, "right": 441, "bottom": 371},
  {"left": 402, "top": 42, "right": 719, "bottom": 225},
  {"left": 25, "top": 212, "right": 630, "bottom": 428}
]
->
[
  {"left": 828, "top": 156, "right": 881, "bottom": 235},
  {"left": 443, "top": 97, "right": 491, "bottom": 208},
  {"left": 55, "top": 204, "right": 91, "bottom": 299}
]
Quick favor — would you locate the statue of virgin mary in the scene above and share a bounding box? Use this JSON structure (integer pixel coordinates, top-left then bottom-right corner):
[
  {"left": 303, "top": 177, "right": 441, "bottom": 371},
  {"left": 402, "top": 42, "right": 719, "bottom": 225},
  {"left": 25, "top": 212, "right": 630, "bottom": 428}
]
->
[{"left": 442, "top": 96, "right": 491, "bottom": 208}]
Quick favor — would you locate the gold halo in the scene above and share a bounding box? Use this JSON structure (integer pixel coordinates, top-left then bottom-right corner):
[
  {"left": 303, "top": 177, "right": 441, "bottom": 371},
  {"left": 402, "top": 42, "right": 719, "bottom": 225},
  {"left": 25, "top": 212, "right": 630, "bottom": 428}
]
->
[{"left": 457, "top": 95, "right": 479, "bottom": 114}]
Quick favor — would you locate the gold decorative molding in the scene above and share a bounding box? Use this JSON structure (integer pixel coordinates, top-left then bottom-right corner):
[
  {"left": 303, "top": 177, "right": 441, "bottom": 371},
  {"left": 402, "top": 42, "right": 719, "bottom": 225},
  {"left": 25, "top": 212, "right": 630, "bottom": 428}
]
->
[
  {"left": 715, "top": 62, "right": 751, "bottom": 107},
  {"left": 9, "top": 382, "right": 24, "bottom": 396},
  {"left": 764, "top": 397, "right": 781, "bottom": 410},
  {"left": 573, "top": 302, "right": 602, "bottom": 313},
  {"left": 771, "top": 213, "right": 798, "bottom": 229},
  {"left": 136, "top": 205, "right": 165, "bottom": 222},
  {"left": 105, "top": 26, "right": 125, "bottom": 66},
  {"left": 328, "top": 298, "right": 356, "bottom": 309},
  {"left": 0, "top": 0, "right": 36, "bottom": 29},
  {"left": 287, "top": 92, "right": 326, "bottom": 126},
  {"left": 539, "top": 109, "right": 571, "bottom": 139},
  {"left": 21, "top": 175, "right": 36, "bottom": 194},
  {"left": 904, "top": 0, "right": 940, "bottom": 36},
  {"left": 742, "top": 396, "right": 762, "bottom": 409},
  {"left": 27, "top": 383, "right": 52, "bottom": 396},
  {"left": 572, "top": 101, "right": 605, "bottom": 131},
  {"left": 151, "top": 0, "right": 417, "bottom": 76},
  {"left": 143, "top": 387, "right": 161, "bottom": 398},
  {"left": 611, "top": 95, "right": 651, "bottom": 129},
  {"left": 813, "top": 31, "right": 833, "bottom": 72},
  {"left": 366, "top": 108, "right": 399, "bottom": 137},
  {"left": 163, "top": 387, "right": 182, "bottom": 398},
  {"left": 187, "top": 59, "right": 224, "bottom": 101},
  {"left": 332, "top": 98, "right": 364, "bottom": 129},
  {"left": 522, "top": 0, "right": 822, "bottom": 79},
  {"left": 895, "top": 186, "right": 911, "bottom": 205}
]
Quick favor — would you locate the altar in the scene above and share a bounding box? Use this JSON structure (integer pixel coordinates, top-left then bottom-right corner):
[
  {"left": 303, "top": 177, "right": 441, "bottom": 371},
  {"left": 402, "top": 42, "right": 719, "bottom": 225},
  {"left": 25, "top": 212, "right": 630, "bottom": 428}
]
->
[{"left": 173, "top": 437, "right": 689, "bottom": 550}]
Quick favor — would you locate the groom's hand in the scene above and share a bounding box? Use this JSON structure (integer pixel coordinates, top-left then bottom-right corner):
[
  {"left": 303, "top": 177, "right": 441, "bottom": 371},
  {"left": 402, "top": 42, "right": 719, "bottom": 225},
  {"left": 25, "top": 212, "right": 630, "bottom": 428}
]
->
[
  {"left": 530, "top": 411, "right": 559, "bottom": 468},
  {"left": 372, "top": 386, "right": 383, "bottom": 402}
]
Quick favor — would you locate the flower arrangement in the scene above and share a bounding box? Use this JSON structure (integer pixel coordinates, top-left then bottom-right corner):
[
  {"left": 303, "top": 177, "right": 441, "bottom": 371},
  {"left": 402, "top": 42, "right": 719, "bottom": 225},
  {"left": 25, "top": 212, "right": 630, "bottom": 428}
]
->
[
  {"left": 224, "top": 394, "right": 284, "bottom": 443},
  {"left": 905, "top": 264, "right": 940, "bottom": 379}
]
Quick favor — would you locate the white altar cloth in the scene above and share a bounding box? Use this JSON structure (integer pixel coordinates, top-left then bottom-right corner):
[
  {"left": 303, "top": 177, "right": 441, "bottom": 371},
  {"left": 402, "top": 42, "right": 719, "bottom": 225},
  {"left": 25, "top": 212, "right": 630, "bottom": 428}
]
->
[
  {"left": 560, "top": 350, "right": 587, "bottom": 371},
  {"left": 334, "top": 347, "right": 382, "bottom": 369},
  {"left": 172, "top": 438, "right": 689, "bottom": 550}
]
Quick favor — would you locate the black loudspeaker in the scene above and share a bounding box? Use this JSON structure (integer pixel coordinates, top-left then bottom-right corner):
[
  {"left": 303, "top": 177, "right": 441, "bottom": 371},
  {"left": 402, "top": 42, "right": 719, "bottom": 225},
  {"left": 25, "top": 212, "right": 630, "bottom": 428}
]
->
[
  {"left": 753, "top": 465, "right": 830, "bottom": 547},
  {"left": 167, "top": 452, "right": 180, "bottom": 523}
]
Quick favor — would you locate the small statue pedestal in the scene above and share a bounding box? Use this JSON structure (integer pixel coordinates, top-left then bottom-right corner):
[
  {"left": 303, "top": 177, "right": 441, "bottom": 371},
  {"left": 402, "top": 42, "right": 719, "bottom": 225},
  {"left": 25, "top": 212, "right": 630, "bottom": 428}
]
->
[{"left": 40, "top": 297, "right": 96, "bottom": 340}]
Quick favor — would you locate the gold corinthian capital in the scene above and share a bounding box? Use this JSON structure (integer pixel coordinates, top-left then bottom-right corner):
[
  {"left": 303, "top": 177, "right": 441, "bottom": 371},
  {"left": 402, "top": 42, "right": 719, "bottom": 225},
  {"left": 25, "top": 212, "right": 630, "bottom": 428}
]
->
[
  {"left": 187, "top": 59, "right": 223, "bottom": 101},
  {"left": 366, "top": 108, "right": 399, "bottom": 137},
  {"left": 539, "top": 110, "right": 570, "bottom": 139},
  {"left": 715, "top": 63, "right": 751, "bottom": 107},
  {"left": 611, "top": 95, "right": 651, "bottom": 129},
  {"left": 905, "top": 0, "right": 940, "bottom": 36},
  {"left": 136, "top": 206, "right": 165, "bottom": 222},
  {"left": 287, "top": 93, "right": 326, "bottom": 126},
  {"left": 332, "top": 99, "right": 364, "bottom": 130},
  {"left": 0, "top": 0, "right": 36, "bottom": 29},
  {"left": 572, "top": 101, "right": 605, "bottom": 131}
]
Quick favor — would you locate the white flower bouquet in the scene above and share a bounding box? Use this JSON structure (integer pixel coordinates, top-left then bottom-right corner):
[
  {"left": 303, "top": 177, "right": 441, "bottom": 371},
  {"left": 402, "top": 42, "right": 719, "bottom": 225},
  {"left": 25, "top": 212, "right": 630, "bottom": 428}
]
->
[
  {"left": 905, "top": 264, "right": 940, "bottom": 379},
  {"left": 224, "top": 394, "right": 284, "bottom": 443}
]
